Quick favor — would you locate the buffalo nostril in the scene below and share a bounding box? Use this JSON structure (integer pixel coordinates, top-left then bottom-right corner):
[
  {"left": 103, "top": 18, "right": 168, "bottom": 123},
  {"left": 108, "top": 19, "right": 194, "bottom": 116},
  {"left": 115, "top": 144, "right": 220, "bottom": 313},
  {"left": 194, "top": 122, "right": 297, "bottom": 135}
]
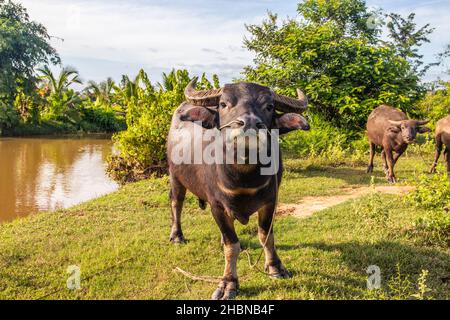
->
[
  {"left": 236, "top": 119, "right": 245, "bottom": 127},
  {"left": 256, "top": 122, "right": 266, "bottom": 129}
]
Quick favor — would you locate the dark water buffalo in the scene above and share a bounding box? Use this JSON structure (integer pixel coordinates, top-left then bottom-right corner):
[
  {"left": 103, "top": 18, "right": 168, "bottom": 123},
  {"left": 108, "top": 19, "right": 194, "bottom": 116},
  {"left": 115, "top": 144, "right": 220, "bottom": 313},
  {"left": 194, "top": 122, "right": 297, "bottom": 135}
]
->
[
  {"left": 367, "top": 105, "right": 430, "bottom": 182},
  {"left": 166, "top": 78, "right": 309, "bottom": 300},
  {"left": 430, "top": 115, "right": 450, "bottom": 174}
]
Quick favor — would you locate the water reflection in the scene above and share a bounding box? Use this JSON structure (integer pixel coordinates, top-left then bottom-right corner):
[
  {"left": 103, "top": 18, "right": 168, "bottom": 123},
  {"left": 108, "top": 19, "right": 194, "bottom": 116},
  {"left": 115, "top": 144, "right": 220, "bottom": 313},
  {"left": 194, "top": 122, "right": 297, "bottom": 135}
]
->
[{"left": 0, "top": 136, "right": 118, "bottom": 223}]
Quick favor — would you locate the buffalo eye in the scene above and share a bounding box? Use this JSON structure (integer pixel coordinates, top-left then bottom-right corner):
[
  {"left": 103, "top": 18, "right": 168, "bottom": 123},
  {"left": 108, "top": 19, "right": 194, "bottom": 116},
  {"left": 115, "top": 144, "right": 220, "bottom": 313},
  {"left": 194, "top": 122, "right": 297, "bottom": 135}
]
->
[
  {"left": 266, "top": 104, "right": 274, "bottom": 112},
  {"left": 219, "top": 102, "right": 227, "bottom": 109}
]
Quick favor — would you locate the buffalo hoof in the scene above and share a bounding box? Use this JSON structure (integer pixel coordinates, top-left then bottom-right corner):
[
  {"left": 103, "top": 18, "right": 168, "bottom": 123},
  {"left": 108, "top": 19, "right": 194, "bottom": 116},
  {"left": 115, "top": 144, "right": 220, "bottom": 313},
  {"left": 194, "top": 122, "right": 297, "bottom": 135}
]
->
[
  {"left": 266, "top": 263, "right": 292, "bottom": 279},
  {"left": 169, "top": 232, "right": 186, "bottom": 244},
  {"left": 387, "top": 177, "right": 397, "bottom": 184},
  {"left": 430, "top": 167, "right": 437, "bottom": 174},
  {"left": 367, "top": 165, "right": 374, "bottom": 173},
  {"left": 211, "top": 279, "right": 239, "bottom": 300}
]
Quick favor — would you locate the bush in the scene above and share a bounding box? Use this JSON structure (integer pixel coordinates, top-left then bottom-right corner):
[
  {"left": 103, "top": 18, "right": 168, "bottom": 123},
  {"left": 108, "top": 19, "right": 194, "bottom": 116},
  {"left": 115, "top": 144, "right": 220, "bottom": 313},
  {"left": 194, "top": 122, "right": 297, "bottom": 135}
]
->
[
  {"left": 281, "top": 115, "right": 368, "bottom": 166},
  {"left": 406, "top": 171, "right": 450, "bottom": 209},
  {"left": 80, "top": 105, "right": 126, "bottom": 132},
  {"left": 107, "top": 69, "right": 218, "bottom": 183},
  {"left": 0, "top": 99, "right": 19, "bottom": 134},
  {"left": 405, "top": 170, "right": 450, "bottom": 247}
]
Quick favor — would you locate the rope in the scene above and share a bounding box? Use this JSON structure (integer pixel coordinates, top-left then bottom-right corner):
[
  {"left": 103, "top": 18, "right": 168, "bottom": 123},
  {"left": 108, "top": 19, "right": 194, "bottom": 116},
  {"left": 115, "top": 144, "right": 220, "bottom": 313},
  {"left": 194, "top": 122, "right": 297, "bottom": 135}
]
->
[
  {"left": 174, "top": 124, "right": 281, "bottom": 282},
  {"left": 175, "top": 173, "right": 280, "bottom": 283}
]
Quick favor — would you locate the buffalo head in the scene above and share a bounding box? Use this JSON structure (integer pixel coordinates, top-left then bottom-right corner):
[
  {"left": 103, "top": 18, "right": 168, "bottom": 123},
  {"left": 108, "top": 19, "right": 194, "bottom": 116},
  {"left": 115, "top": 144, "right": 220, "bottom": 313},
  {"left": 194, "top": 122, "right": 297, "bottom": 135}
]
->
[
  {"left": 179, "top": 78, "right": 310, "bottom": 135},
  {"left": 388, "top": 119, "right": 431, "bottom": 144}
]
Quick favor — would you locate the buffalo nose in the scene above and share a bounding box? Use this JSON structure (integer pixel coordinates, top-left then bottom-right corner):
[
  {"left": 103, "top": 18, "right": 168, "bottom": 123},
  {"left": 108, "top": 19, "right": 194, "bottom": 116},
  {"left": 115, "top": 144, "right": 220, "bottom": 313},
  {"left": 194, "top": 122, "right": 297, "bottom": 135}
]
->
[{"left": 236, "top": 115, "right": 264, "bottom": 131}]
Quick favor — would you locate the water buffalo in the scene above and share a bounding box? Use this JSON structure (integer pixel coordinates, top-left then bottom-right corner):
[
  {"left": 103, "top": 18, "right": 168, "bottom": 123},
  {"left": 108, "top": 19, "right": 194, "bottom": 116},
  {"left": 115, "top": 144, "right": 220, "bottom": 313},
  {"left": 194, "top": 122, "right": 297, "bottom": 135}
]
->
[
  {"left": 367, "top": 105, "right": 430, "bottom": 183},
  {"left": 166, "top": 78, "right": 309, "bottom": 300},
  {"left": 430, "top": 115, "right": 450, "bottom": 174}
]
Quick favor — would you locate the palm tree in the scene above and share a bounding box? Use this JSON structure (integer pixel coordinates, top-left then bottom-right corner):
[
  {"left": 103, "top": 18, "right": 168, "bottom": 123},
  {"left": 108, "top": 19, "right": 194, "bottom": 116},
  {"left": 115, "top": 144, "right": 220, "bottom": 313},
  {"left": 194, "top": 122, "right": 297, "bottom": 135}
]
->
[
  {"left": 37, "top": 65, "right": 82, "bottom": 97},
  {"left": 85, "top": 77, "right": 115, "bottom": 106},
  {"left": 36, "top": 66, "right": 82, "bottom": 118}
]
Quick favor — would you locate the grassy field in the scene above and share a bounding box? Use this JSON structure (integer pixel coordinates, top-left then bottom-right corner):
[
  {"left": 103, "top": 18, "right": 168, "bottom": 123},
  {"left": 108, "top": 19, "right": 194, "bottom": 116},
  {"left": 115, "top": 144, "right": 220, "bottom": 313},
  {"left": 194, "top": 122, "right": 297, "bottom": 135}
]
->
[{"left": 0, "top": 153, "right": 449, "bottom": 300}]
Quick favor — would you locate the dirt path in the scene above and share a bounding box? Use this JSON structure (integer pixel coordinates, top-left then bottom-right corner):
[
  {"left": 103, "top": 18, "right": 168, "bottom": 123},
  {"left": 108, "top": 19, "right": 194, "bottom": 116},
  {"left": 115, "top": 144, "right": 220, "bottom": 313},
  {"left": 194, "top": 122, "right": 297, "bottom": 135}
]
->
[{"left": 277, "top": 185, "right": 414, "bottom": 219}]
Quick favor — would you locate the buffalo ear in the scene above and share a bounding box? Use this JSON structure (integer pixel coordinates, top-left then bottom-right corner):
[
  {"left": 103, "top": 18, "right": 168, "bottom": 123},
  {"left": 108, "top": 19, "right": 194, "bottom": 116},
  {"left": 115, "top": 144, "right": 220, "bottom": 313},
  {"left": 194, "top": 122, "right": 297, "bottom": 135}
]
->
[
  {"left": 179, "top": 106, "right": 217, "bottom": 129},
  {"left": 275, "top": 113, "right": 310, "bottom": 135},
  {"left": 418, "top": 126, "right": 432, "bottom": 134}
]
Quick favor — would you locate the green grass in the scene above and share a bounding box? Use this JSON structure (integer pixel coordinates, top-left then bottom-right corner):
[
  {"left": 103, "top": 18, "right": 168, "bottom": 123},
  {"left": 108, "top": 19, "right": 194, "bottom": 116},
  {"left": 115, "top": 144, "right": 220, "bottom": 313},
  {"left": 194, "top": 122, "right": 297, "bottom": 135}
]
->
[{"left": 0, "top": 154, "right": 449, "bottom": 300}]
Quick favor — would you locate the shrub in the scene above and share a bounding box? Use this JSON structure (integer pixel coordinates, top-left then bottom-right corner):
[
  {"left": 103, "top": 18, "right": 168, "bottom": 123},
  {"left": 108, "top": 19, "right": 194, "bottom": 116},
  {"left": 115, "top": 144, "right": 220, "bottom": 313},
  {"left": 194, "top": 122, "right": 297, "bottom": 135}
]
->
[
  {"left": 107, "top": 69, "right": 218, "bottom": 183},
  {"left": 80, "top": 105, "right": 126, "bottom": 132},
  {"left": 281, "top": 115, "right": 368, "bottom": 166},
  {"left": 406, "top": 171, "right": 450, "bottom": 209},
  {"left": 405, "top": 170, "right": 450, "bottom": 247}
]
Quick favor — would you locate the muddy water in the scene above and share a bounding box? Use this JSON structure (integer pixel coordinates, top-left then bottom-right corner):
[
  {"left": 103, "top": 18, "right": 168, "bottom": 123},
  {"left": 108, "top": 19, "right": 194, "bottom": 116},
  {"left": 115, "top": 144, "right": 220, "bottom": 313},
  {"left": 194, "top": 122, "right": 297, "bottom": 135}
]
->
[{"left": 0, "top": 136, "right": 118, "bottom": 223}]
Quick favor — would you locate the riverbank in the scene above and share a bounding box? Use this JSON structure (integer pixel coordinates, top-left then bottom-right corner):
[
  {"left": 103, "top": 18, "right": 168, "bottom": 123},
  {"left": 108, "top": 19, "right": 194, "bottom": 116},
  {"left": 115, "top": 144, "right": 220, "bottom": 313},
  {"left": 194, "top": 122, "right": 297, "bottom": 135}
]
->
[
  {"left": 0, "top": 157, "right": 449, "bottom": 300},
  {"left": 0, "top": 118, "right": 126, "bottom": 137}
]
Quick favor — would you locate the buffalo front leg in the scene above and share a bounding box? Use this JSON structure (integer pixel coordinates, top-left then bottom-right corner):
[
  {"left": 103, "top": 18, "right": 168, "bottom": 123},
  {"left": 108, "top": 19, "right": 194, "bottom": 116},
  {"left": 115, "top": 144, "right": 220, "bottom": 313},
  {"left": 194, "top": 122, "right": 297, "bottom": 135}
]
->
[
  {"left": 169, "top": 175, "right": 186, "bottom": 243},
  {"left": 258, "top": 203, "right": 292, "bottom": 279},
  {"left": 430, "top": 136, "right": 443, "bottom": 174},
  {"left": 381, "top": 150, "right": 389, "bottom": 176},
  {"left": 211, "top": 205, "right": 240, "bottom": 300},
  {"left": 367, "top": 142, "right": 376, "bottom": 173},
  {"left": 385, "top": 149, "right": 397, "bottom": 183},
  {"left": 444, "top": 148, "right": 450, "bottom": 174}
]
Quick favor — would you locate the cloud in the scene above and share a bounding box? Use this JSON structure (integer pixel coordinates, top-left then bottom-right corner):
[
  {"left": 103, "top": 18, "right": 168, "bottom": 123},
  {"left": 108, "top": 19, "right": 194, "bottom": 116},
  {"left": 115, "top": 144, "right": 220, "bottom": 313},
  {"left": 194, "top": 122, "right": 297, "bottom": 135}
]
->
[
  {"left": 19, "top": 0, "right": 285, "bottom": 83},
  {"left": 18, "top": 0, "right": 449, "bottom": 83}
]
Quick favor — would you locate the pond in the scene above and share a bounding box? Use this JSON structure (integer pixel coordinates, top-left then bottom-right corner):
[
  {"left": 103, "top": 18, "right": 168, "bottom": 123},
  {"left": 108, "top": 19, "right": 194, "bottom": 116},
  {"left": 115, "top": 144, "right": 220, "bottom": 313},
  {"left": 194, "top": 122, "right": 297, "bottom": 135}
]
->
[{"left": 0, "top": 136, "right": 119, "bottom": 223}]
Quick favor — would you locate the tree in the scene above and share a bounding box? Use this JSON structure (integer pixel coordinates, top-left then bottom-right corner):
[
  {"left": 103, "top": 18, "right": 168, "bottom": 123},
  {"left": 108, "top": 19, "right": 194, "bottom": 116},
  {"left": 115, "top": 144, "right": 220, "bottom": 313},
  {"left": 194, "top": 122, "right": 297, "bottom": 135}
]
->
[
  {"left": 37, "top": 66, "right": 82, "bottom": 97},
  {"left": 386, "top": 13, "right": 435, "bottom": 76},
  {"left": 243, "top": 0, "right": 431, "bottom": 131},
  {"left": 85, "top": 77, "right": 116, "bottom": 108},
  {"left": 37, "top": 66, "right": 82, "bottom": 119},
  {"left": 0, "top": 0, "right": 59, "bottom": 100}
]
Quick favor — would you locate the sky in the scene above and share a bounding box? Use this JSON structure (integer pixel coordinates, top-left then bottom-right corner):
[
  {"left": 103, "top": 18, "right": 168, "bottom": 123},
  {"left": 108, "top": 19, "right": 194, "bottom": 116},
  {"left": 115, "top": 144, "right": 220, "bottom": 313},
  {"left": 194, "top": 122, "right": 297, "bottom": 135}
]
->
[{"left": 18, "top": 0, "right": 450, "bottom": 85}]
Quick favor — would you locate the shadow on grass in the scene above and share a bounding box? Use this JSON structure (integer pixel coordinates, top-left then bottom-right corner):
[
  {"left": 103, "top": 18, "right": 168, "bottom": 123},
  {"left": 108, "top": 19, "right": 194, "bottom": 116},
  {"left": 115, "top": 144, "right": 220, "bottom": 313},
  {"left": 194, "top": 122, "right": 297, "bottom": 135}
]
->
[{"left": 239, "top": 240, "right": 450, "bottom": 299}]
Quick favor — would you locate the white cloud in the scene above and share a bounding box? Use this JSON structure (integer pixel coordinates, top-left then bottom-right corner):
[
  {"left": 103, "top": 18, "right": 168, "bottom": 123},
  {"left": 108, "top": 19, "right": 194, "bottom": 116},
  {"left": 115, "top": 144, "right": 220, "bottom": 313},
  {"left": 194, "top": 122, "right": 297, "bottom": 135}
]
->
[
  {"left": 18, "top": 0, "right": 449, "bottom": 84},
  {"left": 19, "top": 0, "right": 279, "bottom": 83}
]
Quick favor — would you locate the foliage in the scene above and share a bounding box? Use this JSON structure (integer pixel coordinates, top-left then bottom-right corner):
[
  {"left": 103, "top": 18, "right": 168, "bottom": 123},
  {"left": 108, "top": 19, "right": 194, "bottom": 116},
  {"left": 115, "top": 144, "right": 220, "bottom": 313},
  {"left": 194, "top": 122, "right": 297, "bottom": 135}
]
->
[
  {"left": 365, "top": 265, "right": 432, "bottom": 300},
  {"left": 243, "top": 0, "right": 432, "bottom": 131},
  {"left": 406, "top": 171, "right": 450, "bottom": 209},
  {"left": 281, "top": 115, "right": 368, "bottom": 166},
  {"left": 0, "top": 0, "right": 59, "bottom": 100},
  {"left": 108, "top": 69, "right": 218, "bottom": 183},
  {"left": 405, "top": 170, "right": 450, "bottom": 246},
  {"left": 409, "top": 209, "right": 450, "bottom": 247},
  {"left": 416, "top": 81, "right": 450, "bottom": 125},
  {"left": 386, "top": 13, "right": 436, "bottom": 76}
]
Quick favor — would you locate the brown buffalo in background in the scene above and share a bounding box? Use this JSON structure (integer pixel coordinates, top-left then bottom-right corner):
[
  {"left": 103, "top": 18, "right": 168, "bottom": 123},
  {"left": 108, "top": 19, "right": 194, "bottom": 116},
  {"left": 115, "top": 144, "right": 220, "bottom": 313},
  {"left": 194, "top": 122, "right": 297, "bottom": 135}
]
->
[
  {"left": 367, "top": 105, "right": 430, "bottom": 183},
  {"left": 430, "top": 115, "right": 450, "bottom": 174}
]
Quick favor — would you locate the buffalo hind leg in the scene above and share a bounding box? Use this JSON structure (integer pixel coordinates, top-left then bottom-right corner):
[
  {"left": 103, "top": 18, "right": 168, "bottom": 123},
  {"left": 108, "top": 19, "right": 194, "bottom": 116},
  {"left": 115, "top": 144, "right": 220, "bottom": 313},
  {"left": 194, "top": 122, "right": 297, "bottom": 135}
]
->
[
  {"left": 169, "top": 176, "right": 186, "bottom": 243},
  {"left": 430, "top": 135, "right": 443, "bottom": 174},
  {"left": 367, "top": 142, "right": 376, "bottom": 173},
  {"left": 211, "top": 204, "right": 240, "bottom": 300},
  {"left": 258, "top": 203, "right": 292, "bottom": 279},
  {"left": 393, "top": 148, "right": 406, "bottom": 166}
]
